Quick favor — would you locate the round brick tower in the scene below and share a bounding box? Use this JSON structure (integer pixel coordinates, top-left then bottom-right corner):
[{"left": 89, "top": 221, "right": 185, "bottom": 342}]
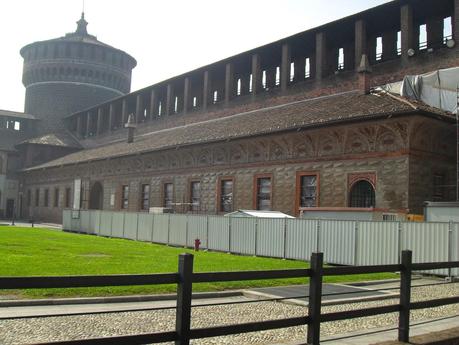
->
[{"left": 20, "top": 13, "right": 137, "bottom": 134}]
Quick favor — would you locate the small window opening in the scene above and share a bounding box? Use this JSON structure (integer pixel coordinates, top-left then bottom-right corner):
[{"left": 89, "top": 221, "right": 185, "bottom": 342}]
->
[
  {"left": 158, "top": 101, "right": 162, "bottom": 116},
  {"left": 290, "top": 62, "right": 295, "bottom": 82},
  {"left": 444, "top": 17, "right": 452, "bottom": 43},
  {"left": 376, "top": 37, "right": 383, "bottom": 61},
  {"left": 193, "top": 96, "right": 197, "bottom": 107},
  {"left": 213, "top": 91, "right": 218, "bottom": 104},
  {"left": 174, "top": 96, "right": 178, "bottom": 113},
  {"left": 397, "top": 31, "right": 402, "bottom": 55},
  {"left": 305, "top": 58, "right": 311, "bottom": 78},
  {"left": 275, "top": 67, "right": 280, "bottom": 85},
  {"left": 262, "top": 70, "right": 267, "bottom": 89},
  {"left": 338, "top": 48, "right": 345, "bottom": 69},
  {"left": 237, "top": 78, "right": 242, "bottom": 96},
  {"left": 419, "top": 24, "right": 427, "bottom": 50},
  {"left": 249, "top": 74, "right": 253, "bottom": 93}
]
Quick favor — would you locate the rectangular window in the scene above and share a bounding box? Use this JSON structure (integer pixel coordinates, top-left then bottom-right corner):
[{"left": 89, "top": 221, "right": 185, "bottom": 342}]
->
[
  {"left": 141, "top": 184, "right": 150, "bottom": 210},
  {"left": 376, "top": 37, "right": 383, "bottom": 61},
  {"left": 190, "top": 181, "right": 201, "bottom": 212},
  {"left": 255, "top": 177, "right": 272, "bottom": 211},
  {"left": 305, "top": 58, "right": 311, "bottom": 78},
  {"left": 297, "top": 173, "right": 319, "bottom": 210},
  {"left": 65, "top": 188, "right": 71, "bottom": 208},
  {"left": 35, "top": 188, "right": 40, "bottom": 207},
  {"left": 164, "top": 183, "right": 173, "bottom": 208},
  {"left": 338, "top": 47, "right": 345, "bottom": 69},
  {"left": 219, "top": 179, "right": 233, "bottom": 212},
  {"left": 419, "top": 24, "right": 427, "bottom": 50},
  {"left": 121, "top": 185, "right": 129, "bottom": 209},
  {"left": 27, "top": 190, "right": 31, "bottom": 207},
  {"left": 444, "top": 17, "right": 453, "bottom": 43},
  {"left": 44, "top": 189, "right": 49, "bottom": 207},
  {"left": 54, "top": 188, "right": 59, "bottom": 207}
]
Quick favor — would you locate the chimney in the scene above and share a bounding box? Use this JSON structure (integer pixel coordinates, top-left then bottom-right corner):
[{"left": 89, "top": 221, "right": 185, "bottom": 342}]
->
[
  {"left": 125, "top": 113, "right": 136, "bottom": 143},
  {"left": 357, "top": 54, "right": 372, "bottom": 95}
]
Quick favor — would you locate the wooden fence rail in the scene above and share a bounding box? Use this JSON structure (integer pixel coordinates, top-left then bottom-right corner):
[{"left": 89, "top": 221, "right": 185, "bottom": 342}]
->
[{"left": 1, "top": 251, "right": 459, "bottom": 345}]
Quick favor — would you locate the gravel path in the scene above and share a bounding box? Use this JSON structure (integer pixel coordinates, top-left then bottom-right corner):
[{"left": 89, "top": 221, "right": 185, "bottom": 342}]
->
[{"left": 0, "top": 282, "right": 458, "bottom": 345}]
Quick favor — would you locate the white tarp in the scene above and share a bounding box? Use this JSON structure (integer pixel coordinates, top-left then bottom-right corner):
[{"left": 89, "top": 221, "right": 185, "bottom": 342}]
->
[{"left": 399, "top": 67, "right": 459, "bottom": 114}]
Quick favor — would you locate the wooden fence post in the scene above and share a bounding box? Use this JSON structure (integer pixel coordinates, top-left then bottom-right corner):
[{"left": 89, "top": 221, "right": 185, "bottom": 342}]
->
[
  {"left": 307, "top": 252, "right": 324, "bottom": 345},
  {"left": 398, "top": 250, "right": 412, "bottom": 342},
  {"left": 175, "top": 253, "right": 194, "bottom": 345}
]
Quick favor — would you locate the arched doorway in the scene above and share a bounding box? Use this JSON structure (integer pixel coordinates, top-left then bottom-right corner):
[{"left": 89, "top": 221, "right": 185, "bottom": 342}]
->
[
  {"left": 349, "top": 180, "right": 375, "bottom": 208},
  {"left": 89, "top": 182, "right": 103, "bottom": 210}
]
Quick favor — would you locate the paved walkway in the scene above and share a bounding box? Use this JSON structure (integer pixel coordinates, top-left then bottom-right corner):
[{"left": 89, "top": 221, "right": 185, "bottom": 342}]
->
[{"left": 320, "top": 315, "right": 459, "bottom": 344}]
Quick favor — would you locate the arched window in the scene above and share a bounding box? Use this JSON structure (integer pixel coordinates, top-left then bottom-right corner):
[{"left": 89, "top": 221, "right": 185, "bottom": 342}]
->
[{"left": 349, "top": 180, "right": 375, "bottom": 208}]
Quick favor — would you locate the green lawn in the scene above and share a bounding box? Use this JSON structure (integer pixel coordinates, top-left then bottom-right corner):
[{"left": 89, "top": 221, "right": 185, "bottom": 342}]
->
[{"left": 0, "top": 226, "right": 395, "bottom": 298}]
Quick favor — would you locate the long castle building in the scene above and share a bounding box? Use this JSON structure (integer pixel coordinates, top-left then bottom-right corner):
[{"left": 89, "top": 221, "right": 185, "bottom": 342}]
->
[{"left": 1, "top": 0, "right": 457, "bottom": 223}]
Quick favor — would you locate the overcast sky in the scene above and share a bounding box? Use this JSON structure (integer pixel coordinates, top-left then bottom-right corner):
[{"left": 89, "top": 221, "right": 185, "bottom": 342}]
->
[{"left": 1, "top": 0, "right": 392, "bottom": 113}]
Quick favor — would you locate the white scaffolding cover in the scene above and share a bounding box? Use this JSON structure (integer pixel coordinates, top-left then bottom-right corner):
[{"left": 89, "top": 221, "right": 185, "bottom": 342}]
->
[{"left": 400, "top": 67, "right": 459, "bottom": 114}]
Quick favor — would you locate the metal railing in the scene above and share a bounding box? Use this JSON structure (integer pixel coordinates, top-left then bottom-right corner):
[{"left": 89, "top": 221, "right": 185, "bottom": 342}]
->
[{"left": 1, "top": 251, "right": 459, "bottom": 345}]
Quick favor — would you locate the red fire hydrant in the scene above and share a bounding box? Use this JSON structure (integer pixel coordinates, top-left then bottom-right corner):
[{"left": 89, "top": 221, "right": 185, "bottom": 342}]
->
[{"left": 194, "top": 238, "right": 201, "bottom": 251}]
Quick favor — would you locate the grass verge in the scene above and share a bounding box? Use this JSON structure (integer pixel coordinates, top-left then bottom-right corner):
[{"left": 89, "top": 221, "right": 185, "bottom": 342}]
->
[{"left": 0, "top": 226, "right": 396, "bottom": 298}]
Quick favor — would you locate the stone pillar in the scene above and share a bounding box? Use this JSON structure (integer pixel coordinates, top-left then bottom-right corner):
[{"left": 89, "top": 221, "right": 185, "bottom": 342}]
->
[
  {"left": 76, "top": 115, "right": 82, "bottom": 137},
  {"left": 108, "top": 103, "right": 114, "bottom": 131},
  {"left": 401, "top": 4, "right": 415, "bottom": 62},
  {"left": 294, "top": 58, "right": 305, "bottom": 83},
  {"left": 251, "top": 53, "right": 261, "bottom": 98},
  {"left": 135, "top": 94, "right": 143, "bottom": 122},
  {"left": 85, "top": 112, "right": 91, "bottom": 137},
  {"left": 183, "top": 77, "right": 191, "bottom": 114},
  {"left": 203, "top": 70, "right": 211, "bottom": 111},
  {"left": 265, "top": 67, "right": 276, "bottom": 89},
  {"left": 281, "top": 43, "right": 291, "bottom": 92},
  {"left": 382, "top": 31, "right": 398, "bottom": 60},
  {"left": 224, "top": 62, "right": 234, "bottom": 106},
  {"left": 427, "top": 17, "right": 444, "bottom": 48},
  {"left": 240, "top": 74, "right": 250, "bottom": 95},
  {"left": 315, "top": 32, "right": 327, "bottom": 80},
  {"left": 121, "top": 98, "right": 128, "bottom": 125},
  {"left": 454, "top": 0, "right": 459, "bottom": 41},
  {"left": 355, "top": 19, "right": 367, "bottom": 69},
  {"left": 166, "top": 83, "right": 174, "bottom": 116},
  {"left": 96, "top": 108, "right": 103, "bottom": 135},
  {"left": 149, "top": 89, "right": 157, "bottom": 119}
]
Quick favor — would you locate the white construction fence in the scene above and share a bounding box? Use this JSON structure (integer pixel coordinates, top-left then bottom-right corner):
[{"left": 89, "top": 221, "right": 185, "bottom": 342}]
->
[{"left": 63, "top": 209, "right": 459, "bottom": 276}]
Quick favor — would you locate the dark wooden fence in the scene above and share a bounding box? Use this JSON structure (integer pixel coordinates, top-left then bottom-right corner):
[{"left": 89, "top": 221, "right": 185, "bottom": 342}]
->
[{"left": 1, "top": 251, "right": 459, "bottom": 345}]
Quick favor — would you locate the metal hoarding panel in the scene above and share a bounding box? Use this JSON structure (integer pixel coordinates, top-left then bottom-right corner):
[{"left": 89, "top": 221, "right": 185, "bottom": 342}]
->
[
  {"left": 357, "top": 221, "right": 399, "bottom": 266},
  {"left": 187, "top": 215, "right": 208, "bottom": 248},
  {"left": 208, "top": 216, "right": 230, "bottom": 252},
  {"left": 319, "top": 220, "right": 356, "bottom": 265},
  {"left": 257, "top": 218, "right": 284, "bottom": 258},
  {"left": 452, "top": 223, "right": 459, "bottom": 277},
  {"left": 70, "top": 214, "right": 81, "bottom": 232},
  {"left": 88, "top": 210, "right": 101, "bottom": 234},
  {"left": 80, "top": 210, "right": 90, "bottom": 234},
  {"left": 62, "top": 210, "right": 71, "bottom": 230},
  {"left": 137, "top": 213, "right": 154, "bottom": 242},
  {"left": 230, "top": 218, "right": 256, "bottom": 255},
  {"left": 124, "top": 213, "right": 139, "bottom": 240},
  {"left": 401, "top": 222, "right": 449, "bottom": 275},
  {"left": 111, "top": 212, "right": 125, "bottom": 238},
  {"left": 152, "top": 214, "right": 169, "bottom": 244},
  {"left": 169, "top": 214, "right": 187, "bottom": 247},
  {"left": 285, "top": 219, "right": 318, "bottom": 261},
  {"left": 99, "top": 211, "right": 113, "bottom": 237}
]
